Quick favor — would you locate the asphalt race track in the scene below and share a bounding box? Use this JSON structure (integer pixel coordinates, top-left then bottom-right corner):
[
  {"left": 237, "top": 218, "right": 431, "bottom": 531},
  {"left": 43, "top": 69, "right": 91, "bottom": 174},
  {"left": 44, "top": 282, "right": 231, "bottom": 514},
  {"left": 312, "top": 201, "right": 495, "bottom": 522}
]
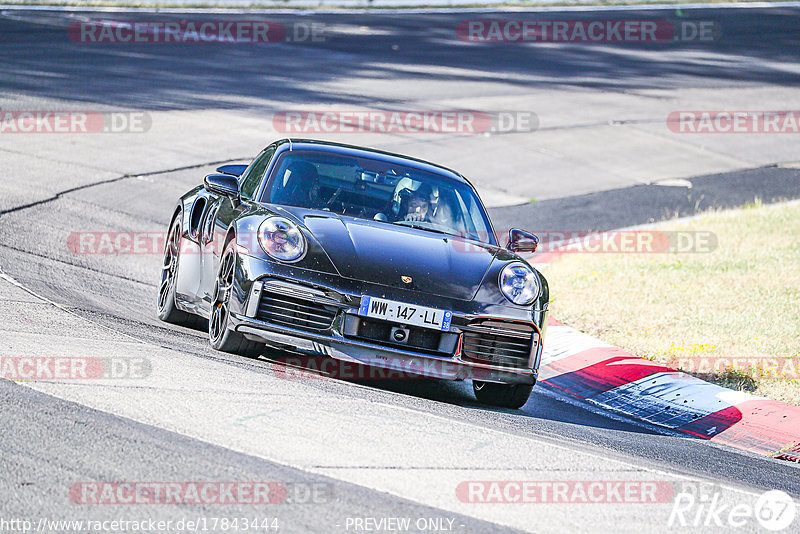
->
[{"left": 1, "top": 5, "right": 800, "bottom": 533}]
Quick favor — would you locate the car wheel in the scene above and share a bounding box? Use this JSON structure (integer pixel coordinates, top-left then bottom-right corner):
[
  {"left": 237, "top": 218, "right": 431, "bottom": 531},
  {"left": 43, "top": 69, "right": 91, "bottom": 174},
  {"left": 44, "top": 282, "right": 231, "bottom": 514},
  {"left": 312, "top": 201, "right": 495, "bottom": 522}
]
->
[
  {"left": 209, "top": 240, "right": 262, "bottom": 357},
  {"left": 473, "top": 380, "right": 533, "bottom": 409},
  {"left": 158, "top": 216, "right": 203, "bottom": 328}
]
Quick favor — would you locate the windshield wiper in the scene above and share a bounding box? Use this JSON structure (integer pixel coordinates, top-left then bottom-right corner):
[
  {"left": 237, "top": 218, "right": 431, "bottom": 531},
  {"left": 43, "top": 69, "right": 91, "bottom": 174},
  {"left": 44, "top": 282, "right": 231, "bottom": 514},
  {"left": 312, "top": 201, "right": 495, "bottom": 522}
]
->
[
  {"left": 394, "top": 222, "right": 454, "bottom": 237},
  {"left": 394, "top": 222, "right": 491, "bottom": 246}
]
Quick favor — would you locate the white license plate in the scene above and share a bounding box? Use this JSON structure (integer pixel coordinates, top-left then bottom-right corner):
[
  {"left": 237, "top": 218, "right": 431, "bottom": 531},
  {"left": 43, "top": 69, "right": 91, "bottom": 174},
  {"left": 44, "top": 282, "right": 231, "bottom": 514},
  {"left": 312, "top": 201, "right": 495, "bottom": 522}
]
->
[{"left": 358, "top": 296, "right": 452, "bottom": 331}]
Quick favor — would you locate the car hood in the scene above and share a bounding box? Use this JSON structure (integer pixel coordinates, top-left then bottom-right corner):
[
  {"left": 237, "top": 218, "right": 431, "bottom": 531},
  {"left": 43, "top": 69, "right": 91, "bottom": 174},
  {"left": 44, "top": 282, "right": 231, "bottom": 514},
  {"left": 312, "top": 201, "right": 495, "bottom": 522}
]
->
[{"left": 281, "top": 208, "right": 499, "bottom": 301}]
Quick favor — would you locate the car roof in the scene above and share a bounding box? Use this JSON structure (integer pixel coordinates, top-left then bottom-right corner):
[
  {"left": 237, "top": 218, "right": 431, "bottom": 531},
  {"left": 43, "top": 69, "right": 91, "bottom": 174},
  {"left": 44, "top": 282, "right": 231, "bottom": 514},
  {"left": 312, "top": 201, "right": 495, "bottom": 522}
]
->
[{"left": 270, "top": 138, "right": 469, "bottom": 185}]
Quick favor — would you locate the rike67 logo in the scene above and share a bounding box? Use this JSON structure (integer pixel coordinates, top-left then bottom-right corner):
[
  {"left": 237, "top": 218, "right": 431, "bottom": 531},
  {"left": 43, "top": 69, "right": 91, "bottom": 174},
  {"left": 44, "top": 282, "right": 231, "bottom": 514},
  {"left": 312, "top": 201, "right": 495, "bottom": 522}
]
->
[{"left": 669, "top": 484, "right": 796, "bottom": 531}]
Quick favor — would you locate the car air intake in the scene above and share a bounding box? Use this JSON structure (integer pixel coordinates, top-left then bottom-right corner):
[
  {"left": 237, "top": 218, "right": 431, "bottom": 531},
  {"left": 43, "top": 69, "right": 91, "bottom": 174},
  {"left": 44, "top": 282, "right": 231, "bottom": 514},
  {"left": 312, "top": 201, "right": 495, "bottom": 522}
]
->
[
  {"left": 460, "top": 320, "right": 537, "bottom": 369},
  {"left": 355, "top": 317, "right": 442, "bottom": 352},
  {"left": 256, "top": 285, "right": 338, "bottom": 331}
]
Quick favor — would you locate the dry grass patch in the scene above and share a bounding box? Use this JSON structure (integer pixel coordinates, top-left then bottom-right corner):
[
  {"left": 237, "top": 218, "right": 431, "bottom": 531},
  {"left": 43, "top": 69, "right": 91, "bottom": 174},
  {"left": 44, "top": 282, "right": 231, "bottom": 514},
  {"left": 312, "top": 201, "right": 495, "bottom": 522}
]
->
[{"left": 544, "top": 200, "right": 800, "bottom": 404}]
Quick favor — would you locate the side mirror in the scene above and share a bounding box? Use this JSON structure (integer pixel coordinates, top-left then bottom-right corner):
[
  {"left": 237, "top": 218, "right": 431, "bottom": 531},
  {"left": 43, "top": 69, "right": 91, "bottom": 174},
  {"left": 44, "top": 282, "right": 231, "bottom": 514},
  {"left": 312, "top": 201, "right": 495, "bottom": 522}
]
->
[
  {"left": 216, "top": 164, "right": 247, "bottom": 178},
  {"left": 506, "top": 228, "right": 538, "bottom": 253},
  {"left": 204, "top": 174, "right": 240, "bottom": 199}
]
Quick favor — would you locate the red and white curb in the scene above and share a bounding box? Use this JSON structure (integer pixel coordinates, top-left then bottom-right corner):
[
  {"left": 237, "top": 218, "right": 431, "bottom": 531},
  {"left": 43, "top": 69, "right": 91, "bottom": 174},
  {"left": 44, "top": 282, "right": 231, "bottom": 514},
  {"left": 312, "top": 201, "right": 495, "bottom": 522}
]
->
[{"left": 530, "top": 249, "right": 800, "bottom": 461}]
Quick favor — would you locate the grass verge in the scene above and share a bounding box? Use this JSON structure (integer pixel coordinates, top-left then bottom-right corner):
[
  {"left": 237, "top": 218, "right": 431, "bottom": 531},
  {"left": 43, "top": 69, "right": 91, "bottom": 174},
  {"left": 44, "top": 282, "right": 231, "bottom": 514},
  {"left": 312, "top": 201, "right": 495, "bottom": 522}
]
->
[{"left": 543, "top": 199, "right": 800, "bottom": 405}]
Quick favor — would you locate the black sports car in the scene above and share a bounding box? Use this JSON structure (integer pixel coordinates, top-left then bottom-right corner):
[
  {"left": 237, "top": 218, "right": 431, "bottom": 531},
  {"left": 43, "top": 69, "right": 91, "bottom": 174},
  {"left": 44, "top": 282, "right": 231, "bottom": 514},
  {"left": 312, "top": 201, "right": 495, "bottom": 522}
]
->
[{"left": 158, "top": 139, "right": 548, "bottom": 408}]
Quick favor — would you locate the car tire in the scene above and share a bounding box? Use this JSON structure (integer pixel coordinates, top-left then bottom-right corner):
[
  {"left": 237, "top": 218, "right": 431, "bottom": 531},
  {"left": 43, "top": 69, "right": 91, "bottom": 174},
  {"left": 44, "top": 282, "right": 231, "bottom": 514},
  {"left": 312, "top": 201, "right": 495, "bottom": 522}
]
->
[
  {"left": 209, "top": 239, "right": 263, "bottom": 357},
  {"left": 473, "top": 380, "right": 533, "bottom": 409},
  {"left": 158, "top": 216, "right": 204, "bottom": 328}
]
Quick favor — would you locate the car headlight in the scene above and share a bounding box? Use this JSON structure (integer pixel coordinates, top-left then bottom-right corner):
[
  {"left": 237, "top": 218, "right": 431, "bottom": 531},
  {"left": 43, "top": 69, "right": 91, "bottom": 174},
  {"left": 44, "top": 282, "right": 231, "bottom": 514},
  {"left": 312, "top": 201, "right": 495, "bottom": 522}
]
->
[
  {"left": 499, "top": 262, "right": 539, "bottom": 306},
  {"left": 257, "top": 216, "right": 306, "bottom": 262}
]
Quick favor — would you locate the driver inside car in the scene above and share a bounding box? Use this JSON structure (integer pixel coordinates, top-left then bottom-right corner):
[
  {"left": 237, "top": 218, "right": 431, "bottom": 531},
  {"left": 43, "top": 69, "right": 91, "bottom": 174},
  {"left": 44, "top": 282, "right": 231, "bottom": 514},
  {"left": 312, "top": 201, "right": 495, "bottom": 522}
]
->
[
  {"left": 375, "top": 178, "right": 438, "bottom": 223},
  {"left": 403, "top": 187, "right": 433, "bottom": 222}
]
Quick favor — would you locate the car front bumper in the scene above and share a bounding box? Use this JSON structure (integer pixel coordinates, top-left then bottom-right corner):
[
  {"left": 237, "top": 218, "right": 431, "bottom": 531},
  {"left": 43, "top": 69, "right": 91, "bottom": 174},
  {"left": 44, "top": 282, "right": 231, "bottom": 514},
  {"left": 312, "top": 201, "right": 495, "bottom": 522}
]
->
[
  {"left": 232, "top": 313, "right": 537, "bottom": 385},
  {"left": 229, "top": 253, "right": 544, "bottom": 385}
]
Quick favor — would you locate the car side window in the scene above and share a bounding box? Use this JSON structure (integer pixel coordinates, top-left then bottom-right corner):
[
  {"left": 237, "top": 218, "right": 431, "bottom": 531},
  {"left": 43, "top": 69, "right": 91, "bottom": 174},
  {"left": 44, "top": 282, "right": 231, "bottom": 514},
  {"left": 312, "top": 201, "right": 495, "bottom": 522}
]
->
[{"left": 239, "top": 147, "right": 275, "bottom": 199}]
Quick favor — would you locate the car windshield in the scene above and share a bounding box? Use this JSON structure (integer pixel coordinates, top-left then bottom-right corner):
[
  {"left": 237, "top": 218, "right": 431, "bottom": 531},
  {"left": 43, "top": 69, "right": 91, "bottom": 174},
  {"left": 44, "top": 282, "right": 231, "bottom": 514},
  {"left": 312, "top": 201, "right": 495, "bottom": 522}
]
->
[{"left": 260, "top": 150, "right": 496, "bottom": 245}]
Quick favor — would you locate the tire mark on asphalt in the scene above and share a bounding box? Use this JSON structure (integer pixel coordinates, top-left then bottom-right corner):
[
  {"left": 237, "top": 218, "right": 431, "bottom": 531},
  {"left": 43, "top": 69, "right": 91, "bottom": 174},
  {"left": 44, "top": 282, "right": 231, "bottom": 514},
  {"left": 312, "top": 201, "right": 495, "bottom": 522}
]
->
[{"left": 0, "top": 156, "right": 248, "bottom": 218}]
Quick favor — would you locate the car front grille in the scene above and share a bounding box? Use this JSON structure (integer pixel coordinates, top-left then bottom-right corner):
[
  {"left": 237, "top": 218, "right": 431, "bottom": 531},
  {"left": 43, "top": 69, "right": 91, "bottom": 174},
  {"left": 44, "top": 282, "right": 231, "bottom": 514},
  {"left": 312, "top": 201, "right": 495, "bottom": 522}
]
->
[
  {"left": 256, "top": 290, "right": 338, "bottom": 331},
  {"left": 460, "top": 320, "right": 537, "bottom": 369},
  {"left": 352, "top": 317, "right": 443, "bottom": 352}
]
